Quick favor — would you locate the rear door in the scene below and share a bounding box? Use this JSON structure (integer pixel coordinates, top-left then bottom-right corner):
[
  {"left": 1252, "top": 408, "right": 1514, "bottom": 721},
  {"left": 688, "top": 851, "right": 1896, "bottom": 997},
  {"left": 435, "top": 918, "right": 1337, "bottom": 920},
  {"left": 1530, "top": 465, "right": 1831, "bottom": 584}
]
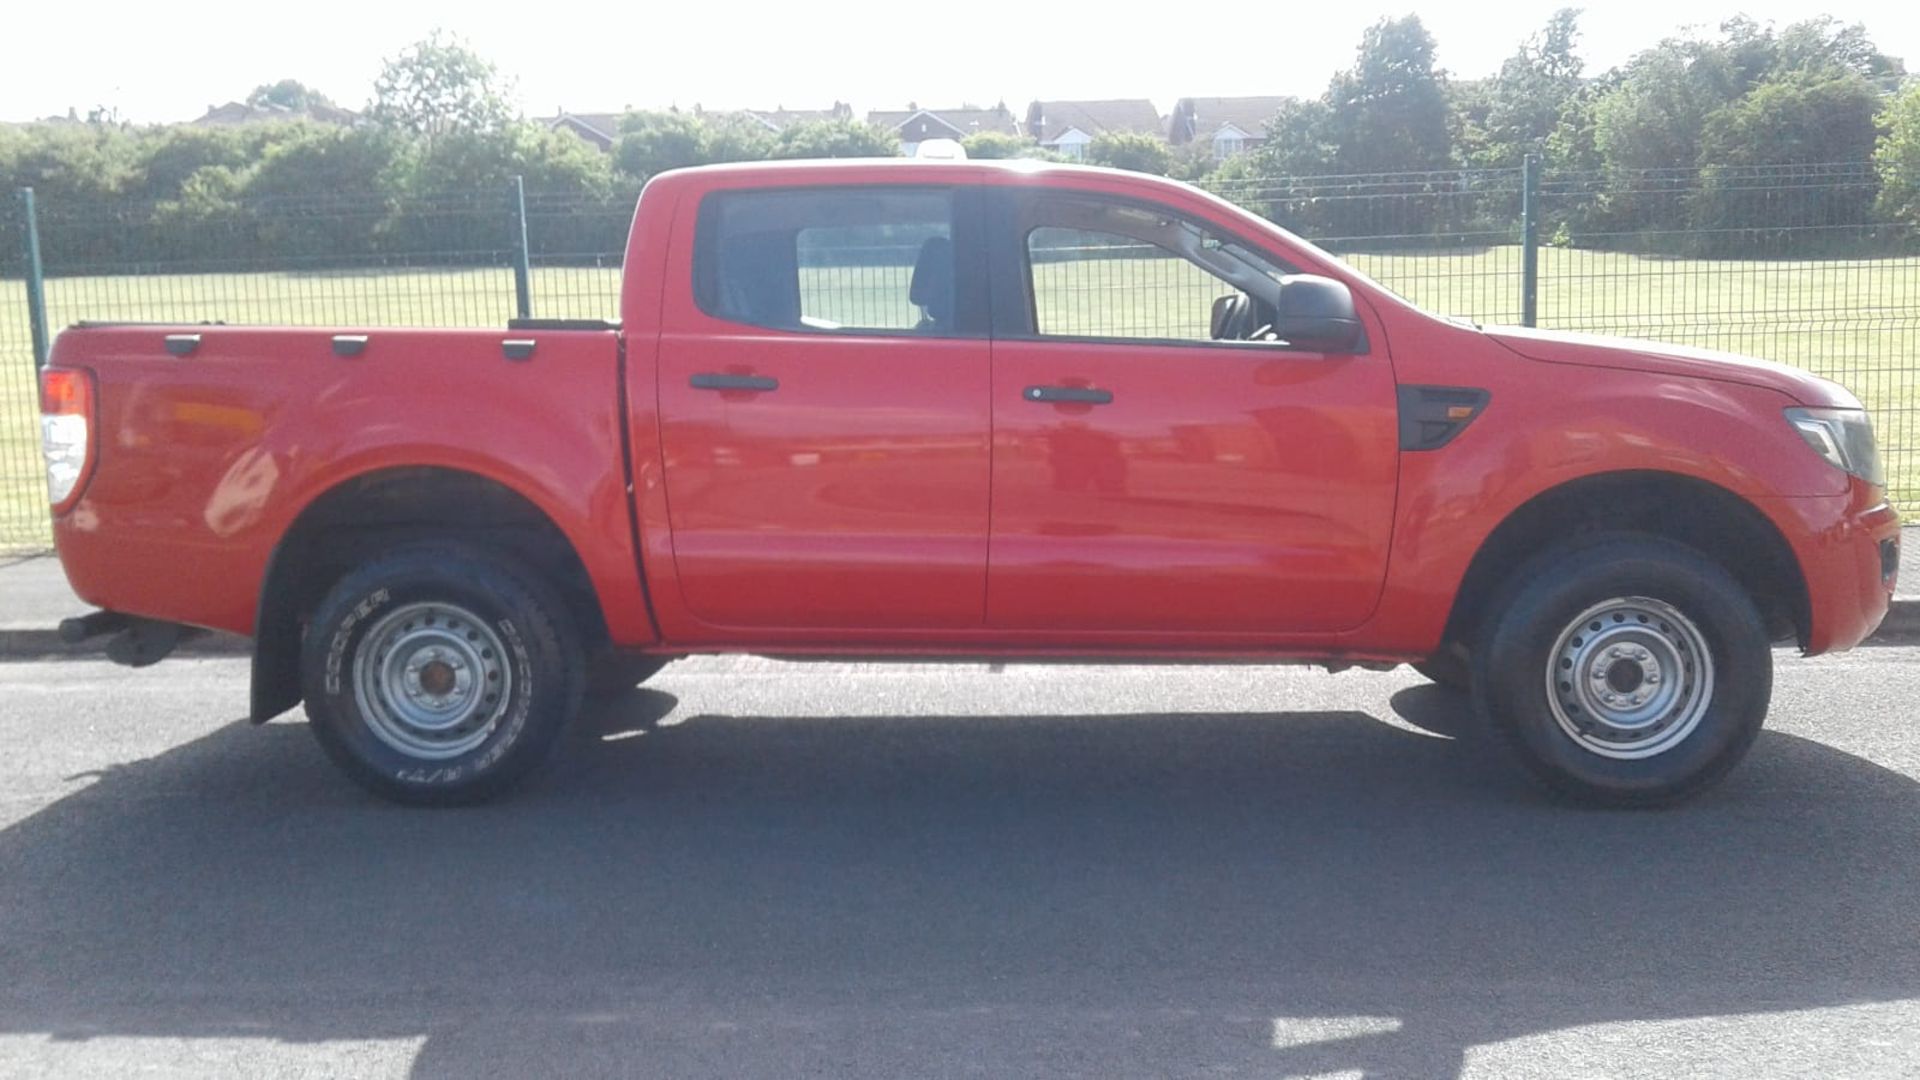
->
[
  {"left": 655, "top": 184, "right": 992, "bottom": 632},
  {"left": 984, "top": 189, "right": 1400, "bottom": 633}
]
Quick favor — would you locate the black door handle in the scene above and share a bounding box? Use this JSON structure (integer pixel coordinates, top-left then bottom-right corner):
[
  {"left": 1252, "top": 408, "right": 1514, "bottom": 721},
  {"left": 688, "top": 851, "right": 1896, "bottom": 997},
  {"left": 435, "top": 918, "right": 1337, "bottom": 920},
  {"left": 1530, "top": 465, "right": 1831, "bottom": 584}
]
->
[
  {"left": 1024, "top": 385, "right": 1112, "bottom": 405},
  {"left": 690, "top": 373, "right": 778, "bottom": 392}
]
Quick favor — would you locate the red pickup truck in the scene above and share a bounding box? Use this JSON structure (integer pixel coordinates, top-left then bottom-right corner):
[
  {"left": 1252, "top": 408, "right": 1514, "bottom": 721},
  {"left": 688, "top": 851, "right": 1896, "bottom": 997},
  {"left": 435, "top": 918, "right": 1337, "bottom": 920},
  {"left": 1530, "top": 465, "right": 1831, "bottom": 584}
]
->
[{"left": 40, "top": 159, "right": 1899, "bottom": 806}]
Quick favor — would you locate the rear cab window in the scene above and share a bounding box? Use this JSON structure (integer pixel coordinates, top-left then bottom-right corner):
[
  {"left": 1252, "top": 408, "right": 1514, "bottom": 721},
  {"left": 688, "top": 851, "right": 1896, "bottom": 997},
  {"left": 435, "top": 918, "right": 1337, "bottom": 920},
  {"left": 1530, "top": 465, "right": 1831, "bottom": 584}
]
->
[{"left": 693, "top": 187, "right": 984, "bottom": 336}]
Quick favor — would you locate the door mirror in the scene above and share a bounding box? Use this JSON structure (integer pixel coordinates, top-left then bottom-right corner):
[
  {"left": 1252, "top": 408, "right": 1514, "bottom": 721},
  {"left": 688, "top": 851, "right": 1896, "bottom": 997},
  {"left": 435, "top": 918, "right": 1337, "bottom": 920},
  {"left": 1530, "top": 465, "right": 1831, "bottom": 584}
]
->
[{"left": 1258, "top": 274, "right": 1364, "bottom": 353}]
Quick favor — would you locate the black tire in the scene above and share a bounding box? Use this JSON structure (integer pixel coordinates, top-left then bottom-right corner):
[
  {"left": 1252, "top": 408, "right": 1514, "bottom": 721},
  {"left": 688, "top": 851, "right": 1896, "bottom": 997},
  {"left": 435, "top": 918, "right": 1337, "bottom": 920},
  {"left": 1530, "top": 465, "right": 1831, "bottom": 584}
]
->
[
  {"left": 300, "top": 543, "right": 585, "bottom": 805},
  {"left": 1472, "top": 533, "right": 1770, "bottom": 807},
  {"left": 586, "top": 652, "right": 672, "bottom": 700},
  {"left": 1412, "top": 651, "right": 1472, "bottom": 693}
]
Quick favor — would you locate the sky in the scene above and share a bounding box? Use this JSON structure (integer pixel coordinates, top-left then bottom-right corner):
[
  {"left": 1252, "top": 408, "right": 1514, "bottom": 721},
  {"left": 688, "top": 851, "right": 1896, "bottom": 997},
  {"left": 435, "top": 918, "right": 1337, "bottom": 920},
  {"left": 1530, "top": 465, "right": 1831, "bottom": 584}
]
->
[{"left": 4, "top": 0, "right": 1917, "bottom": 126}]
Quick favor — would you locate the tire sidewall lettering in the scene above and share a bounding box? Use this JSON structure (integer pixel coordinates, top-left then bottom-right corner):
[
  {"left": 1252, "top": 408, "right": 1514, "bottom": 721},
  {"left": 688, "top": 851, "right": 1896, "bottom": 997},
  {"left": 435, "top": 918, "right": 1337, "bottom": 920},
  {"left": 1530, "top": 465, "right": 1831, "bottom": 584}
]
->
[
  {"left": 323, "top": 587, "right": 390, "bottom": 697},
  {"left": 467, "top": 617, "right": 532, "bottom": 777}
]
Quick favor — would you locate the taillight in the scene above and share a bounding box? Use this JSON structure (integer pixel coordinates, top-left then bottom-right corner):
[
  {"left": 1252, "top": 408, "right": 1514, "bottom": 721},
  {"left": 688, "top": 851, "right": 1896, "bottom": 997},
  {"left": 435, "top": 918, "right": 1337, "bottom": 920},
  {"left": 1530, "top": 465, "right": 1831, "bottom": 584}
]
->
[{"left": 39, "top": 368, "right": 95, "bottom": 513}]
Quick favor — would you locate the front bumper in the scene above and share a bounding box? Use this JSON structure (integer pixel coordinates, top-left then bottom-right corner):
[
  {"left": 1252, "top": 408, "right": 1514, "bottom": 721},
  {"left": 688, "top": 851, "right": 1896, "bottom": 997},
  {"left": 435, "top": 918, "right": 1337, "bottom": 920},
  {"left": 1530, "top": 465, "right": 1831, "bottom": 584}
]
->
[{"left": 1772, "top": 478, "right": 1901, "bottom": 654}]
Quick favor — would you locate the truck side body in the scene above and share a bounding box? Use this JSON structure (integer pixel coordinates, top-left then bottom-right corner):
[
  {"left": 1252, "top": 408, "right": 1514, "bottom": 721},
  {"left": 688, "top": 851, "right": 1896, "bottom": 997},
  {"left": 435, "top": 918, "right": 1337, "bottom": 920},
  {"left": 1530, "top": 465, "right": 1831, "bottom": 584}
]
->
[{"left": 41, "top": 159, "right": 1901, "bottom": 805}]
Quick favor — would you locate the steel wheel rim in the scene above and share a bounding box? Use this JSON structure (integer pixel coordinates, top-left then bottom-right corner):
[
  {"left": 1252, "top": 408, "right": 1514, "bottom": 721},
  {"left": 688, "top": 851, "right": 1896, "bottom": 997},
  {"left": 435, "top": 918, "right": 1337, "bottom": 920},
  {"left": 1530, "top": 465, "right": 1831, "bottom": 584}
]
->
[
  {"left": 1545, "top": 596, "right": 1715, "bottom": 760},
  {"left": 352, "top": 601, "right": 512, "bottom": 761}
]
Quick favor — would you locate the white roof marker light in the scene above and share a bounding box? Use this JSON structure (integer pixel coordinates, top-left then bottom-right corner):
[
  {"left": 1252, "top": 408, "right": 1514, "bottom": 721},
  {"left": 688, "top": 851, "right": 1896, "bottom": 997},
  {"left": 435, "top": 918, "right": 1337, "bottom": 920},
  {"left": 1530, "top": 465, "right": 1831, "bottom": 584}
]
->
[{"left": 914, "top": 138, "right": 967, "bottom": 160}]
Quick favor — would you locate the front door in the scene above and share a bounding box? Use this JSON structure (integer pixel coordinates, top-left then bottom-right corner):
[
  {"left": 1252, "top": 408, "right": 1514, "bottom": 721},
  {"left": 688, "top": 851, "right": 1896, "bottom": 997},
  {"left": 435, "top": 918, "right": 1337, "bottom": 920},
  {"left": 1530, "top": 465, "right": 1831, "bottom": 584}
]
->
[
  {"left": 656, "top": 184, "right": 992, "bottom": 631},
  {"left": 985, "top": 191, "right": 1400, "bottom": 634}
]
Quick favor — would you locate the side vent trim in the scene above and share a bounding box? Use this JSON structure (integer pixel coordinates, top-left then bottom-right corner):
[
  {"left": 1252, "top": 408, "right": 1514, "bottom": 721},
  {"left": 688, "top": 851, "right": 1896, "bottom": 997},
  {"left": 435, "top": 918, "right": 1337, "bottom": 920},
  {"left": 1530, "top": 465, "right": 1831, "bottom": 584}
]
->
[{"left": 1397, "top": 385, "right": 1490, "bottom": 451}]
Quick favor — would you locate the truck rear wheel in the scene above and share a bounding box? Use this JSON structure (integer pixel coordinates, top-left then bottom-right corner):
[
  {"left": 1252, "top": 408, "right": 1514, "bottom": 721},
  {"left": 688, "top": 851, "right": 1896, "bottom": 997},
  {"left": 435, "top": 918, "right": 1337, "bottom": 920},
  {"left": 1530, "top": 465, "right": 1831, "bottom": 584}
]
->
[
  {"left": 300, "top": 544, "right": 584, "bottom": 805},
  {"left": 1473, "top": 534, "right": 1771, "bottom": 807}
]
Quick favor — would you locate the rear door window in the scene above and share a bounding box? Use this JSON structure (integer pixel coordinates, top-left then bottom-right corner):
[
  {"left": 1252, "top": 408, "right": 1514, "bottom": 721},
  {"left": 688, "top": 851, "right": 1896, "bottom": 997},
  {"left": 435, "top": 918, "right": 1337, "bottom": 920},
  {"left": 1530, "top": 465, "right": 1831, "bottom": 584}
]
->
[{"left": 694, "top": 188, "right": 968, "bottom": 335}]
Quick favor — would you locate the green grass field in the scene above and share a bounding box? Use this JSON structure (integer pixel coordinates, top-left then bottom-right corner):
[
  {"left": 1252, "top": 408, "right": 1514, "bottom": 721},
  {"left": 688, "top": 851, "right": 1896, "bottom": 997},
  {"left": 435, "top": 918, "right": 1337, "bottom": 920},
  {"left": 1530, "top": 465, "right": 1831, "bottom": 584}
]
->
[{"left": 4, "top": 245, "right": 1917, "bottom": 550}]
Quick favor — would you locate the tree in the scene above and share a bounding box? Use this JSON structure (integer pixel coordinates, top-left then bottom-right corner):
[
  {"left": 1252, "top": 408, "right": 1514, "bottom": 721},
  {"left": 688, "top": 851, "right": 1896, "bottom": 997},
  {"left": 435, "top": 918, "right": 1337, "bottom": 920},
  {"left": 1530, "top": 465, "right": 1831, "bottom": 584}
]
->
[
  {"left": 704, "top": 112, "right": 782, "bottom": 163},
  {"left": 1698, "top": 70, "right": 1881, "bottom": 168},
  {"left": 1480, "top": 8, "right": 1585, "bottom": 166},
  {"left": 960, "top": 131, "right": 1058, "bottom": 160},
  {"left": 610, "top": 110, "right": 778, "bottom": 181},
  {"left": 1325, "top": 16, "right": 1453, "bottom": 174},
  {"left": 1201, "top": 101, "right": 1341, "bottom": 231},
  {"left": 239, "top": 126, "right": 413, "bottom": 257},
  {"left": 1448, "top": 79, "right": 1497, "bottom": 168},
  {"left": 769, "top": 119, "right": 899, "bottom": 159},
  {"left": 1544, "top": 82, "right": 1607, "bottom": 173},
  {"left": 150, "top": 164, "right": 249, "bottom": 255},
  {"left": 1166, "top": 144, "right": 1218, "bottom": 183},
  {"left": 247, "top": 80, "right": 335, "bottom": 111},
  {"left": 379, "top": 122, "right": 614, "bottom": 260},
  {"left": 1087, "top": 132, "right": 1173, "bottom": 174},
  {"left": 1874, "top": 82, "right": 1920, "bottom": 226},
  {"left": 245, "top": 125, "right": 409, "bottom": 201},
  {"left": 368, "top": 31, "right": 515, "bottom": 142},
  {"left": 1692, "top": 70, "right": 1883, "bottom": 248},
  {"left": 1773, "top": 16, "right": 1904, "bottom": 85},
  {"left": 0, "top": 122, "right": 141, "bottom": 206},
  {"left": 1594, "top": 43, "right": 1716, "bottom": 174},
  {"left": 612, "top": 111, "right": 893, "bottom": 178},
  {"left": 1593, "top": 17, "right": 1905, "bottom": 178},
  {"left": 134, "top": 125, "right": 278, "bottom": 201},
  {"left": 612, "top": 111, "right": 711, "bottom": 179},
  {"left": 408, "top": 122, "right": 612, "bottom": 198},
  {"left": 1260, "top": 98, "right": 1339, "bottom": 176}
]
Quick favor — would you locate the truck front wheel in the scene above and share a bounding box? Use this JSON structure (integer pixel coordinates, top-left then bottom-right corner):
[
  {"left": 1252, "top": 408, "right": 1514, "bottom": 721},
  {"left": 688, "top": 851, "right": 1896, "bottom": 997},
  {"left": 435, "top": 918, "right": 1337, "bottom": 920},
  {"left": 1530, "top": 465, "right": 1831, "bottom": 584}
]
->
[
  {"left": 300, "top": 544, "right": 584, "bottom": 805},
  {"left": 1473, "top": 534, "right": 1771, "bottom": 807}
]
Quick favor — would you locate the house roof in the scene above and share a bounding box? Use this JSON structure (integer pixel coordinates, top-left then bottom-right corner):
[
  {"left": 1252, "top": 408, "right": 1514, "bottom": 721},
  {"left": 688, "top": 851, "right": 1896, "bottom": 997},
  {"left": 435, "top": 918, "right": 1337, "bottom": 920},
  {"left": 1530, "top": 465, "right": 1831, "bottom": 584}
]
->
[
  {"left": 1025, "top": 99, "right": 1162, "bottom": 144},
  {"left": 543, "top": 104, "right": 854, "bottom": 148},
  {"left": 1, "top": 113, "right": 84, "bottom": 127},
  {"left": 545, "top": 112, "right": 626, "bottom": 143},
  {"left": 743, "top": 103, "right": 854, "bottom": 131},
  {"left": 866, "top": 106, "right": 1020, "bottom": 139},
  {"left": 191, "top": 101, "right": 358, "bottom": 127},
  {"left": 1167, "top": 96, "right": 1289, "bottom": 142}
]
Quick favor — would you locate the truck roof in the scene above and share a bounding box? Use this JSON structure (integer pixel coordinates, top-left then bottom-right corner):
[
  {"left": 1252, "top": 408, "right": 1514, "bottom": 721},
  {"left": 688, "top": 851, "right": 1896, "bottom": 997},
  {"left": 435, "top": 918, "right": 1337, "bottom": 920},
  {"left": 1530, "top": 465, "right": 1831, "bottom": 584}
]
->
[{"left": 649, "top": 156, "right": 1192, "bottom": 193}]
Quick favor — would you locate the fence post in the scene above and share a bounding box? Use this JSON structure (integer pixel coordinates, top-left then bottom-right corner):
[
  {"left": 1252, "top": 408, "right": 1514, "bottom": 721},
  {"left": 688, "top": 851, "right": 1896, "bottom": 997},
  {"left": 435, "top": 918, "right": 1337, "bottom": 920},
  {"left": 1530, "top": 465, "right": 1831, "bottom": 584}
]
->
[
  {"left": 19, "top": 187, "right": 50, "bottom": 369},
  {"left": 1520, "top": 154, "right": 1540, "bottom": 329},
  {"left": 510, "top": 176, "right": 533, "bottom": 321}
]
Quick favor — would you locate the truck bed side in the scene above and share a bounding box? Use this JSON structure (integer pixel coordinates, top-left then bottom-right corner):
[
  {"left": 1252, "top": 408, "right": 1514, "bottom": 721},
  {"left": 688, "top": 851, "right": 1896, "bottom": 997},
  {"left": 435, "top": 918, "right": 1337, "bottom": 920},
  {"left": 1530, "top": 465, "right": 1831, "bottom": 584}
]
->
[{"left": 47, "top": 324, "right": 653, "bottom": 647}]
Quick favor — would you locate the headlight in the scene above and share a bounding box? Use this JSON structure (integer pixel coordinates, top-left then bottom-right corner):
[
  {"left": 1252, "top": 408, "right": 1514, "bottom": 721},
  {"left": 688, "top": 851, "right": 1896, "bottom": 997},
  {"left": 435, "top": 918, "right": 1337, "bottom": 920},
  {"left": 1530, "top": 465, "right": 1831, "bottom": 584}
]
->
[{"left": 1785, "top": 407, "right": 1883, "bottom": 486}]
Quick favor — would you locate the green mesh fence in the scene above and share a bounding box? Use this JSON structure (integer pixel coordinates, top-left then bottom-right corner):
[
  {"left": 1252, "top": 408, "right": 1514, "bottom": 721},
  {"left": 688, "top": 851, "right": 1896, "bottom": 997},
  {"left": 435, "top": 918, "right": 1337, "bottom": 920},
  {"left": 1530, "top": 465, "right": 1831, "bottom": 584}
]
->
[{"left": 3, "top": 164, "right": 1915, "bottom": 551}]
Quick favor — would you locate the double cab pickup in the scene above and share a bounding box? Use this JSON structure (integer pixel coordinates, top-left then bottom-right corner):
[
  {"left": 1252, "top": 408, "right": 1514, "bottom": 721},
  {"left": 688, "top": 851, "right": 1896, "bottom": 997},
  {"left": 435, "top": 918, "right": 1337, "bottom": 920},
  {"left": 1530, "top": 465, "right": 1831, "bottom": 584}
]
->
[{"left": 40, "top": 159, "right": 1900, "bottom": 805}]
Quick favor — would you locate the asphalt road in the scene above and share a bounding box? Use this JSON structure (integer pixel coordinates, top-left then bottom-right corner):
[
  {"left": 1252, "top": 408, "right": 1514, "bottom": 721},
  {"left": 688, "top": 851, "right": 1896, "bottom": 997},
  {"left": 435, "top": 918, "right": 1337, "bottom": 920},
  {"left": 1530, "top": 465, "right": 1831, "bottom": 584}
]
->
[{"left": 0, "top": 651, "right": 1917, "bottom": 1079}]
